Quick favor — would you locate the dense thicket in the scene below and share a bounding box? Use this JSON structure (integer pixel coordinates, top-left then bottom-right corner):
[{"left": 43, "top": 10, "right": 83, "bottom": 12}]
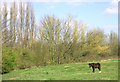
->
[{"left": 0, "top": 2, "right": 118, "bottom": 74}]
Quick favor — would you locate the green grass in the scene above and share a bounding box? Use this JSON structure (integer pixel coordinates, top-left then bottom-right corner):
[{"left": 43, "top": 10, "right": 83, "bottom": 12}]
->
[{"left": 2, "top": 59, "right": 118, "bottom": 80}]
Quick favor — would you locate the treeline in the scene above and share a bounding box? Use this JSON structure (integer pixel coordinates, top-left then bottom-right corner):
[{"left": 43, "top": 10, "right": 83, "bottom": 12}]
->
[{"left": 0, "top": 2, "right": 118, "bottom": 74}]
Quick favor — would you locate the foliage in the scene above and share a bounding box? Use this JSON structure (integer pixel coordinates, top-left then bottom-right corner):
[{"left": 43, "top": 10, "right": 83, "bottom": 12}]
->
[
  {"left": 109, "top": 32, "right": 118, "bottom": 56},
  {"left": 2, "top": 48, "right": 16, "bottom": 73},
  {"left": 31, "top": 42, "right": 49, "bottom": 66},
  {"left": 1, "top": 2, "right": 118, "bottom": 73},
  {"left": 13, "top": 48, "right": 36, "bottom": 69}
]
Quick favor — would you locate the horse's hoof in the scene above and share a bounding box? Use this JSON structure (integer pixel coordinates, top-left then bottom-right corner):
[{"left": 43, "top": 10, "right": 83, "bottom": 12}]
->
[{"left": 99, "top": 71, "right": 101, "bottom": 73}]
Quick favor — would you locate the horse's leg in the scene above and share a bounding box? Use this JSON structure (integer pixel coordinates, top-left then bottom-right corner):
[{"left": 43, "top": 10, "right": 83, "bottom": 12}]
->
[
  {"left": 92, "top": 67, "right": 95, "bottom": 73},
  {"left": 98, "top": 67, "right": 101, "bottom": 73}
]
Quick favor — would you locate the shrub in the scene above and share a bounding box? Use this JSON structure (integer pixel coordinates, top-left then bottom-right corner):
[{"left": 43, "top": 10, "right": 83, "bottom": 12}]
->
[
  {"left": 15, "top": 48, "right": 35, "bottom": 69},
  {"left": 2, "top": 47, "right": 16, "bottom": 74}
]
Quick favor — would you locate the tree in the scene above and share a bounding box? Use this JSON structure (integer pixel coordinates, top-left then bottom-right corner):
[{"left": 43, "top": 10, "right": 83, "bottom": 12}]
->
[
  {"left": 30, "top": 5, "right": 35, "bottom": 49},
  {"left": 70, "top": 20, "right": 87, "bottom": 62},
  {"left": 13, "top": 2, "right": 17, "bottom": 47},
  {"left": 40, "top": 15, "right": 61, "bottom": 63},
  {"left": 85, "top": 29, "right": 110, "bottom": 59},
  {"left": 109, "top": 32, "right": 118, "bottom": 56},
  {"left": 24, "top": 3, "right": 30, "bottom": 48},
  {"left": 2, "top": 3, "right": 9, "bottom": 47},
  {"left": 9, "top": 4, "right": 13, "bottom": 47},
  {"left": 19, "top": 2, "right": 25, "bottom": 48},
  {"left": 0, "top": 5, "right": 2, "bottom": 43},
  {"left": 0, "top": 4, "right": 2, "bottom": 74}
]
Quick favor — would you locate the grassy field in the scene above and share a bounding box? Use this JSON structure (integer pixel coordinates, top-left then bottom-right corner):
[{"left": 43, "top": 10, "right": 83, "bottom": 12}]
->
[{"left": 2, "top": 59, "right": 118, "bottom": 80}]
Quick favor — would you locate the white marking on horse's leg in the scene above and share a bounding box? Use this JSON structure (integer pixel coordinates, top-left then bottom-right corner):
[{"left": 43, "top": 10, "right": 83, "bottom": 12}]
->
[{"left": 99, "top": 71, "right": 101, "bottom": 73}]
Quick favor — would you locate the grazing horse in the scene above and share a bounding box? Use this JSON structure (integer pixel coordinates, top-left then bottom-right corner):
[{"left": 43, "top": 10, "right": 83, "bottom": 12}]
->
[{"left": 88, "top": 63, "right": 101, "bottom": 73}]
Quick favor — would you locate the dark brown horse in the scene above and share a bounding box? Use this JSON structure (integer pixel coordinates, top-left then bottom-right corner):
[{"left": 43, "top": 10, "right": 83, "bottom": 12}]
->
[{"left": 88, "top": 63, "right": 101, "bottom": 73}]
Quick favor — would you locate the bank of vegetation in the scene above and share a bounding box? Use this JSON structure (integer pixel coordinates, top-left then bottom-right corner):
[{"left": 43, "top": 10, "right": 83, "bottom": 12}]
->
[{"left": 0, "top": 2, "right": 118, "bottom": 74}]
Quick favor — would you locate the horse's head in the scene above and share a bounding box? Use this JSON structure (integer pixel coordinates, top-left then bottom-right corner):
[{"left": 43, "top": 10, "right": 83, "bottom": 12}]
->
[{"left": 88, "top": 63, "right": 93, "bottom": 68}]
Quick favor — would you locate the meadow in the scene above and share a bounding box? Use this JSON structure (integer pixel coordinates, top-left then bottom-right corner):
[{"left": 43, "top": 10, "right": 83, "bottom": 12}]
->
[
  {"left": 1, "top": 1, "right": 119, "bottom": 81},
  {"left": 2, "top": 59, "right": 118, "bottom": 80}
]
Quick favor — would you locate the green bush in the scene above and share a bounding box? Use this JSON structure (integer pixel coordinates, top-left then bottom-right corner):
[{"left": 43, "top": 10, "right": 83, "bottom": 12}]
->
[
  {"left": 2, "top": 47, "right": 16, "bottom": 74},
  {"left": 15, "top": 48, "right": 35, "bottom": 69}
]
